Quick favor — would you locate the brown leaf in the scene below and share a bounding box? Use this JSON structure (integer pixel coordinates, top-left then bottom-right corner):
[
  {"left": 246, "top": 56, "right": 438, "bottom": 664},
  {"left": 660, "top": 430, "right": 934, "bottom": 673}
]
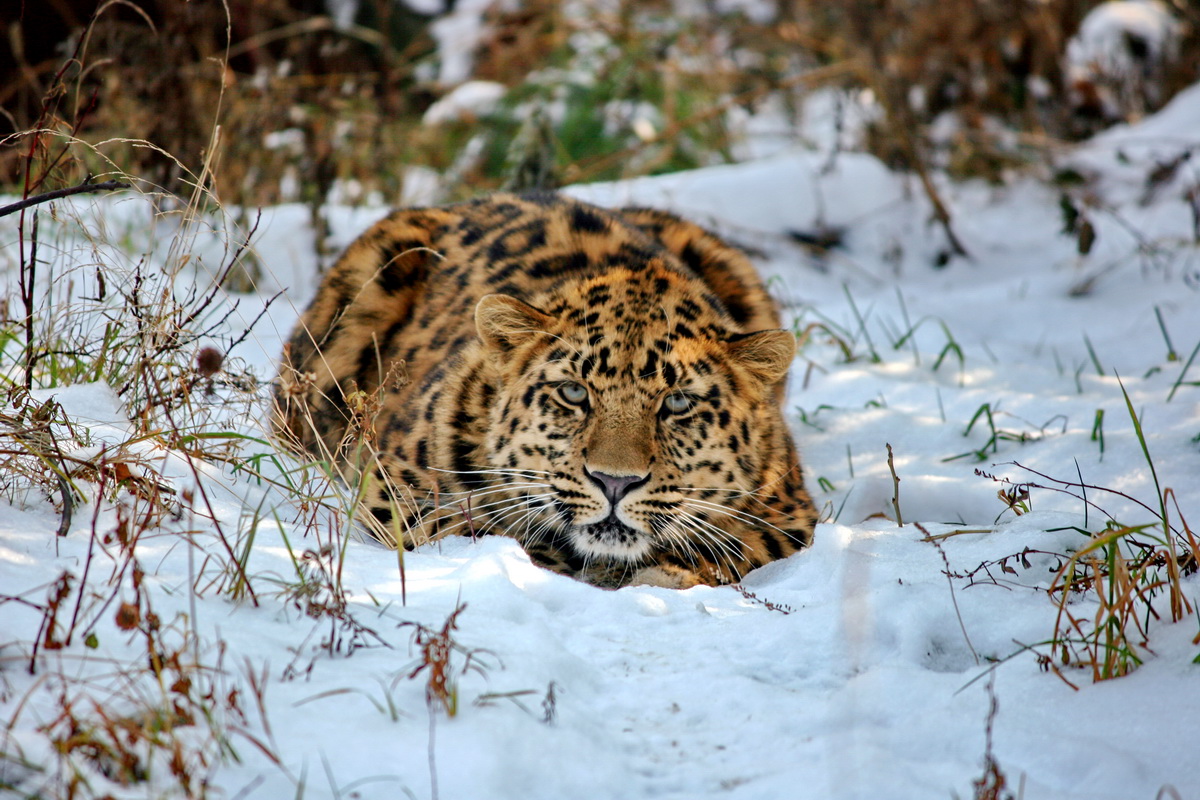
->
[
  {"left": 115, "top": 602, "right": 140, "bottom": 631},
  {"left": 1077, "top": 218, "right": 1096, "bottom": 255}
]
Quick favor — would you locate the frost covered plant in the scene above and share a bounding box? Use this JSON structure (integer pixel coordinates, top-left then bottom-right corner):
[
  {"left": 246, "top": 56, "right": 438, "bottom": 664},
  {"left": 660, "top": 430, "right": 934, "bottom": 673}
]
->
[
  {"left": 1046, "top": 518, "right": 1197, "bottom": 683},
  {"left": 975, "top": 379, "right": 1200, "bottom": 684},
  {"left": 1, "top": 50, "right": 294, "bottom": 800},
  {"left": 1, "top": 474, "right": 274, "bottom": 799},
  {"left": 1044, "top": 382, "right": 1199, "bottom": 682},
  {"left": 403, "top": 602, "right": 483, "bottom": 718},
  {"left": 0, "top": 389, "right": 86, "bottom": 535},
  {"left": 272, "top": 538, "right": 391, "bottom": 661}
]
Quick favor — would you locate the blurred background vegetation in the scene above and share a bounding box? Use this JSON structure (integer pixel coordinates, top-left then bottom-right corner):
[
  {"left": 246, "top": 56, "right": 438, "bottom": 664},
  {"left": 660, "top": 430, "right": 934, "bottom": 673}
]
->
[{"left": 3, "top": 0, "right": 1198, "bottom": 211}]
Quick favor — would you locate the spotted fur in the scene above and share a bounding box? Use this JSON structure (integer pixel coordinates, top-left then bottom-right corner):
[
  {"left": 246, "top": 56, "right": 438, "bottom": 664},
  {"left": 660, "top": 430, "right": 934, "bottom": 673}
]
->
[{"left": 275, "top": 192, "right": 815, "bottom": 588}]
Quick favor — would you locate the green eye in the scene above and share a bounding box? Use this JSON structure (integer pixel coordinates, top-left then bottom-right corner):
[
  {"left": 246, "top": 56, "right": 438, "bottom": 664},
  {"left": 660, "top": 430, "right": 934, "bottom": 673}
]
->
[
  {"left": 558, "top": 381, "right": 589, "bottom": 405},
  {"left": 663, "top": 392, "right": 693, "bottom": 413}
]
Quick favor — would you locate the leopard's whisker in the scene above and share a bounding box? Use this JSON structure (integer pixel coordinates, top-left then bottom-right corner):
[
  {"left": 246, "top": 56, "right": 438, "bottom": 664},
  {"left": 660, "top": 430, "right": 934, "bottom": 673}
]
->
[
  {"left": 676, "top": 487, "right": 805, "bottom": 525},
  {"left": 520, "top": 517, "right": 560, "bottom": 550},
  {"left": 437, "top": 494, "right": 556, "bottom": 536},
  {"left": 437, "top": 491, "right": 555, "bottom": 517},
  {"left": 660, "top": 516, "right": 728, "bottom": 575},
  {"left": 438, "top": 481, "right": 555, "bottom": 495},
  {"left": 429, "top": 466, "right": 554, "bottom": 477},
  {"left": 675, "top": 511, "right": 744, "bottom": 562},
  {"left": 439, "top": 478, "right": 552, "bottom": 492},
  {"left": 524, "top": 500, "right": 566, "bottom": 543},
  {"left": 478, "top": 504, "right": 545, "bottom": 537},
  {"left": 682, "top": 502, "right": 796, "bottom": 543},
  {"left": 658, "top": 518, "right": 700, "bottom": 559},
  {"left": 514, "top": 502, "right": 545, "bottom": 540},
  {"left": 484, "top": 494, "right": 557, "bottom": 531},
  {"left": 676, "top": 508, "right": 744, "bottom": 552},
  {"left": 675, "top": 468, "right": 795, "bottom": 499},
  {"left": 456, "top": 491, "right": 554, "bottom": 527},
  {"left": 435, "top": 482, "right": 552, "bottom": 501},
  {"left": 431, "top": 476, "right": 553, "bottom": 491},
  {"left": 681, "top": 499, "right": 796, "bottom": 537}
]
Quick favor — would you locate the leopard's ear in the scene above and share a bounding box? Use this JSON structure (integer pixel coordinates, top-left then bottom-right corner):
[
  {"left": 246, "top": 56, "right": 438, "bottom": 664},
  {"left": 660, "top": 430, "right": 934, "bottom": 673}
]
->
[
  {"left": 726, "top": 329, "right": 796, "bottom": 383},
  {"left": 475, "top": 294, "right": 554, "bottom": 354}
]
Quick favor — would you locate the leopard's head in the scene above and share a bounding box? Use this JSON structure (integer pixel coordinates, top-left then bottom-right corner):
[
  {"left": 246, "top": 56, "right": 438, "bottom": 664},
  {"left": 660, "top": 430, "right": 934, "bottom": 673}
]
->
[{"left": 474, "top": 260, "right": 795, "bottom": 569}]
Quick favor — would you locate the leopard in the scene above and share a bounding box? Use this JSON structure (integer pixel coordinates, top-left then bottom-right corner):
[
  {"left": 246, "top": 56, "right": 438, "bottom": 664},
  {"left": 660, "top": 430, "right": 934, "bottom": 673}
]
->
[{"left": 274, "top": 192, "right": 815, "bottom": 588}]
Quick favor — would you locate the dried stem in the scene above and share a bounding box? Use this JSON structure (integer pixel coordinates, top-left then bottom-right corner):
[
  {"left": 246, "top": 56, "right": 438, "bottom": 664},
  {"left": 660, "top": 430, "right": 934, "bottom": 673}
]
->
[{"left": 886, "top": 442, "right": 903, "bottom": 526}]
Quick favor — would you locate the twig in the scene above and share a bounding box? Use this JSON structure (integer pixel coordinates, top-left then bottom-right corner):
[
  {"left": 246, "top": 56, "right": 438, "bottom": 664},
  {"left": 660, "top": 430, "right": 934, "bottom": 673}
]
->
[
  {"left": 853, "top": 34, "right": 970, "bottom": 261},
  {"left": 886, "top": 442, "right": 903, "bottom": 526},
  {"left": 0, "top": 179, "right": 130, "bottom": 218},
  {"left": 20, "top": 210, "right": 37, "bottom": 390},
  {"left": 223, "top": 15, "right": 390, "bottom": 60},
  {"left": 428, "top": 703, "right": 439, "bottom": 800},
  {"left": 225, "top": 291, "right": 282, "bottom": 353},
  {"left": 997, "top": 462, "right": 1170, "bottom": 533},
  {"left": 971, "top": 674, "right": 1013, "bottom": 800},
  {"left": 916, "top": 522, "right": 980, "bottom": 665},
  {"left": 733, "top": 584, "right": 794, "bottom": 614},
  {"left": 906, "top": 139, "right": 970, "bottom": 260}
]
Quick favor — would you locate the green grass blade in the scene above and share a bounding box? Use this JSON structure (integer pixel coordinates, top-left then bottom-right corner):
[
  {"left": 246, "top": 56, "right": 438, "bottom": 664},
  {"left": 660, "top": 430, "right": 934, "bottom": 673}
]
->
[{"left": 1116, "top": 373, "right": 1168, "bottom": 542}]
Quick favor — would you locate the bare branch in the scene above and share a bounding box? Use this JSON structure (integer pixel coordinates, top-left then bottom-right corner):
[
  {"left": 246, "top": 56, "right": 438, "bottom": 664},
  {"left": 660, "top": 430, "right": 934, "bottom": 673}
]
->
[{"left": 0, "top": 179, "right": 130, "bottom": 218}]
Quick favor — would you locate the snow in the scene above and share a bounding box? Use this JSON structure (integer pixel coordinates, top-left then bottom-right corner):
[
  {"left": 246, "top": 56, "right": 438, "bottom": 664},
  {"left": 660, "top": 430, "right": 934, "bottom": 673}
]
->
[
  {"left": 1068, "top": 0, "right": 1182, "bottom": 77},
  {"left": 422, "top": 80, "right": 508, "bottom": 126},
  {"left": 3, "top": 89, "right": 1200, "bottom": 800},
  {"left": 324, "top": 0, "right": 360, "bottom": 31},
  {"left": 1065, "top": 0, "right": 1184, "bottom": 119},
  {"left": 428, "top": 0, "right": 517, "bottom": 87}
]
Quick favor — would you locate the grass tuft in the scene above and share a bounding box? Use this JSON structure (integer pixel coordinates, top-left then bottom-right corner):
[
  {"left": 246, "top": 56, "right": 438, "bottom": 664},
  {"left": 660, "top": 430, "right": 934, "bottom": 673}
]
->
[{"left": 974, "top": 453, "right": 1198, "bottom": 684}]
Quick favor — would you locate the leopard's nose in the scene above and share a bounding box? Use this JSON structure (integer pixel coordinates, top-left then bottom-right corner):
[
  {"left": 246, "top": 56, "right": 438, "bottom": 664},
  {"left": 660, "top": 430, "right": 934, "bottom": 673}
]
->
[{"left": 584, "top": 467, "right": 649, "bottom": 505}]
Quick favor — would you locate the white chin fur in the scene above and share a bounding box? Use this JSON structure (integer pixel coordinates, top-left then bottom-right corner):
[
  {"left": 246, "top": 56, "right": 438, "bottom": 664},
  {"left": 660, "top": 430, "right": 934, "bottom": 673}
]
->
[
  {"left": 569, "top": 528, "right": 652, "bottom": 561},
  {"left": 573, "top": 503, "right": 646, "bottom": 531}
]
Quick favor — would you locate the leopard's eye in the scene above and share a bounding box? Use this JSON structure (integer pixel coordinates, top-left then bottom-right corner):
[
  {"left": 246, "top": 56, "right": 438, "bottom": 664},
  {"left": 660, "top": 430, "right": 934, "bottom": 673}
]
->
[
  {"left": 663, "top": 392, "right": 694, "bottom": 414},
  {"left": 558, "top": 381, "right": 589, "bottom": 406}
]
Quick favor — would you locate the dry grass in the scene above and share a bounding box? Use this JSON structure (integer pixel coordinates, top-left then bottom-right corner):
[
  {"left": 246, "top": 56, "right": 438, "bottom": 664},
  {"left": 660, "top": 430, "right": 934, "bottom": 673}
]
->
[
  {"left": 972, "top": 459, "right": 1200, "bottom": 686},
  {"left": 0, "top": 17, "right": 385, "bottom": 796},
  {"left": 1047, "top": 518, "right": 1198, "bottom": 683}
]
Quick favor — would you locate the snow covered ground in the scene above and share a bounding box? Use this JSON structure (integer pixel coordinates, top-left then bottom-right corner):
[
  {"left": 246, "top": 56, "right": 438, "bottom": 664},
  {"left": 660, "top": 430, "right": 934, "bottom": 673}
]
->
[{"left": 3, "top": 84, "right": 1200, "bottom": 799}]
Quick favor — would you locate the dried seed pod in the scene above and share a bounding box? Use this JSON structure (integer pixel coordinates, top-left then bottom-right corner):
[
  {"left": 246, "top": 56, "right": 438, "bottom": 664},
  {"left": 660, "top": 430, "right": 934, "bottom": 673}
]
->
[{"left": 196, "top": 347, "right": 224, "bottom": 378}]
